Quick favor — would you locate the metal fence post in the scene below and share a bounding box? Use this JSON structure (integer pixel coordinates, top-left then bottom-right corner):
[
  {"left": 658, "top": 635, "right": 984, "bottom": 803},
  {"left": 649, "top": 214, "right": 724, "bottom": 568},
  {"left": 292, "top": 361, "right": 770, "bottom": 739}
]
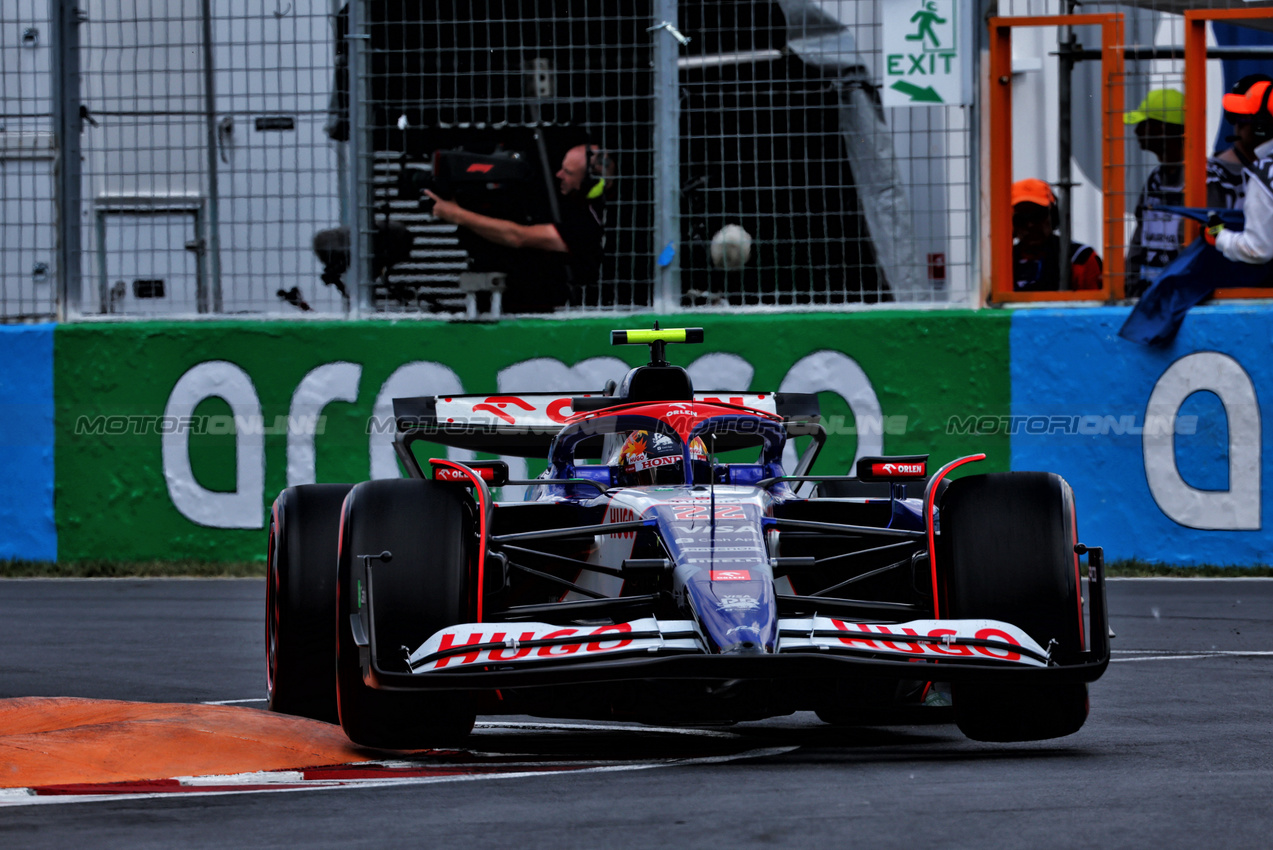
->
[
  {"left": 200, "top": 0, "right": 223, "bottom": 313},
  {"left": 968, "top": 0, "right": 984, "bottom": 308},
  {"left": 49, "top": 0, "right": 83, "bottom": 320},
  {"left": 651, "top": 0, "right": 682, "bottom": 314},
  {"left": 346, "top": 0, "right": 371, "bottom": 317}
]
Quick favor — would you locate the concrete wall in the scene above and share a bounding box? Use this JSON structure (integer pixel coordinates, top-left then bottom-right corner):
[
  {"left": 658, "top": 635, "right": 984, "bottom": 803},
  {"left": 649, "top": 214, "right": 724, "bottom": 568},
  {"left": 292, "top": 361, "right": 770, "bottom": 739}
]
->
[
  {"left": 2, "top": 306, "right": 1270, "bottom": 565},
  {"left": 0, "top": 324, "right": 55, "bottom": 559}
]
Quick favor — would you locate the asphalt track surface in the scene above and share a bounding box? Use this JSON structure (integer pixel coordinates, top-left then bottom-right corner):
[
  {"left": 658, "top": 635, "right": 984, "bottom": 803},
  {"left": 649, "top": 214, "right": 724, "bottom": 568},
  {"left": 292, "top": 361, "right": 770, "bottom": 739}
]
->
[{"left": 2, "top": 579, "right": 1273, "bottom": 848}]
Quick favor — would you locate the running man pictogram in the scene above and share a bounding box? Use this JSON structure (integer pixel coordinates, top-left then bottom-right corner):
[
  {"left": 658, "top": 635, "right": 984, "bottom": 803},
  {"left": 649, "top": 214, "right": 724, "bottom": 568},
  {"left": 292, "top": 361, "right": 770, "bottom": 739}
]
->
[{"left": 906, "top": 1, "right": 946, "bottom": 49}]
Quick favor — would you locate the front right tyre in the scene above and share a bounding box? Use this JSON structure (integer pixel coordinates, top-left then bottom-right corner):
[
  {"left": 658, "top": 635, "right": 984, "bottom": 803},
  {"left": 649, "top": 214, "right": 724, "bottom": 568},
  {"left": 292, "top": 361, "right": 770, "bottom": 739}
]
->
[
  {"left": 336, "top": 479, "right": 477, "bottom": 749},
  {"left": 939, "top": 471, "right": 1089, "bottom": 742}
]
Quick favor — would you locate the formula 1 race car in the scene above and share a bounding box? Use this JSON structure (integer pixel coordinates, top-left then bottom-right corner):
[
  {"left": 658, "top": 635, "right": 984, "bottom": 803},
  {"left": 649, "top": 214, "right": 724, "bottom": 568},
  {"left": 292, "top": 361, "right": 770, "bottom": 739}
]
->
[{"left": 266, "top": 328, "right": 1109, "bottom": 747}]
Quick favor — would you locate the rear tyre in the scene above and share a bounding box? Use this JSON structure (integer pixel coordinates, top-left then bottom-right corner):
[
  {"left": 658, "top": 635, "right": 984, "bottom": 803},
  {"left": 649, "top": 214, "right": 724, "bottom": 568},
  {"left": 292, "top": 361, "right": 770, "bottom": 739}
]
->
[
  {"left": 336, "top": 479, "right": 477, "bottom": 748},
  {"left": 940, "top": 472, "right": 1089, "bottom": 742},
  {"left": 266, "top": 483, "right": 354, "bottom": 723}
]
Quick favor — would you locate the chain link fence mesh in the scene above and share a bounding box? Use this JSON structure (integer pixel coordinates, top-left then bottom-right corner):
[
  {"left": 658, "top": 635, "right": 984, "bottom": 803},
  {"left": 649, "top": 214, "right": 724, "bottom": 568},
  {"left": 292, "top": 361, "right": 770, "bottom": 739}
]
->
[
  {"left": 1000, "top": 0, "right": 1273, "bottom": 300},
  {"left": 1, "top": 1, "right": 59, "bottom": 320},
  {"left": 26, "top": 2, "right": 1270, "bottom": 319}
]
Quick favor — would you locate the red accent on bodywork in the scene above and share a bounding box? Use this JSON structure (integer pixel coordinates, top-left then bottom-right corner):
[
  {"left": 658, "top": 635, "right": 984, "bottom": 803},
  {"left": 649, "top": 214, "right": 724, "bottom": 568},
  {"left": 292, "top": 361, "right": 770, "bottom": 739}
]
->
[
  {"left": 870, "top": 461, "right": 926, "bottom": 478},
  {"left": 925, "top": 454, "right": 986, "bottom": 619},
  {"left": 973, "top": 627, "right": 1022, "bottom": 661},
  {"left": 546, "top": 397, "right": 574, "bottom": 423},
  {"left": 537, "top": 629, "right": 582, "bottom": 657},
  {"left": 434, "top": 632, "right": 484, "bottom": 668},
  {"left": 564, "top": 401, "right": 781, "bottom": 441},
  {"left": 585, "top": 622, "right": 634, "bottom": 652},
  {"left": 337, "top": 495, "right": 349, "bottom": 569},
  {"left": 266, "top": 501, "right": 280, "bottom": 694},
  {"left": 428, "top": 458, "right": 490, "bottom": 623},
  {"left": 465, "top": 163, "right": 494, "bottom": 173},
  {"left": 1070, "top": 489, "right": 1085, "bottom": 649},
  {"left": 435, "top": 465, "right": 495, "bottom": 482},
  {"left": 472, "top": 395, "right": 536, "bottom": 425}
]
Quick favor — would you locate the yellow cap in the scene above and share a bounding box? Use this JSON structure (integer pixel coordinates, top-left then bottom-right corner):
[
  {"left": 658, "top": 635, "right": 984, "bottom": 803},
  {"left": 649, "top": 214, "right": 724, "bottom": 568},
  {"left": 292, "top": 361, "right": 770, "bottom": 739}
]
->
[{"left": 1124, "top": 88, "right": 1185, "bottom": 126}]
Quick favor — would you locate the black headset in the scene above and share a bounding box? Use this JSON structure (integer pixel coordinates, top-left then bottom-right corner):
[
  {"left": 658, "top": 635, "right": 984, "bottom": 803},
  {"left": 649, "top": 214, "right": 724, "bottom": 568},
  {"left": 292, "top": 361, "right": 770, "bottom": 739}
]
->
[{"left": 583, "top": 144, "right": 610, "bottom": 200}]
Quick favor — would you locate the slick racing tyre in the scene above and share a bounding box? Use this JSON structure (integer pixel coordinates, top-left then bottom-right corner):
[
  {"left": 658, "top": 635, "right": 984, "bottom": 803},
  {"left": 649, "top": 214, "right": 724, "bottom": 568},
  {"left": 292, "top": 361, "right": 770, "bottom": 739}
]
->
[
  {"left": 940, "top": 472, "right": 1089, "bottom": 742},
  {"left": 266, "top": 483, "right": 355, "bottom": 723},
  {"left": 336, "top": 479, "right": 477, "bottom": 749}
]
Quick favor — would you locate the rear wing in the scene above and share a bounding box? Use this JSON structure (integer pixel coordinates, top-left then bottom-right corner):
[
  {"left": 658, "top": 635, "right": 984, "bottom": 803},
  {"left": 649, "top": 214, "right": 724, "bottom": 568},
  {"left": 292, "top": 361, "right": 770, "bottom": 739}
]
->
[{"left": 393, "top": 392, "right": 821, "bottom": 459}]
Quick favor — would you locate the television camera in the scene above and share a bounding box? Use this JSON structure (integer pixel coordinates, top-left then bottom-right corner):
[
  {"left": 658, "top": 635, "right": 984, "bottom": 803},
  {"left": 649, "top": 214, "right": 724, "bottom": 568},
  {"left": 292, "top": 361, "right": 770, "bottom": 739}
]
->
[{"left": 400, "top": 147, "right": 551, "bottom": 276}]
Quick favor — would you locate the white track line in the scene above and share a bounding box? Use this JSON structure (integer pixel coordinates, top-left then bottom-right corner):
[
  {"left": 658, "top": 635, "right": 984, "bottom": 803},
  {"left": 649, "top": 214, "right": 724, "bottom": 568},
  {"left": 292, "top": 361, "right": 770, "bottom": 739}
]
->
[
  {"left": 472, "top": 720, "right": 745, "bottom": 738},
  {"left": 1111, "top": 650, "right": 1273, "bottom": 662},
  {"left": 1105, "top": 577, "right": 1273, "bottom": 581},
  {"left": 0, "top": 747, "right": 795, "bottom": 808}
]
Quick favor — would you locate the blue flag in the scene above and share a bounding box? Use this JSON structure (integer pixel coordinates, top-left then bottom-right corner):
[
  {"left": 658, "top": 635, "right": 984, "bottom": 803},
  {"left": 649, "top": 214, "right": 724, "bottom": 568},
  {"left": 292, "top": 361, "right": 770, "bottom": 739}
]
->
[{"left": 1119, "top": 235, "right": 1272, "bottom": 346}]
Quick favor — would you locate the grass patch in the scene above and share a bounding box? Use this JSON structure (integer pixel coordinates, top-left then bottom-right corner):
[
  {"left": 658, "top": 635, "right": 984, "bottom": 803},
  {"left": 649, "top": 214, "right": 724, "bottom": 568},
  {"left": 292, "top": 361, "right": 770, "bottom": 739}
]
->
[
  {"left": 0, "top": 559, "right": 266, "bottom": 578},
  {"left": 1105, "top": 559, "right": 1273, "bottom": 578}
]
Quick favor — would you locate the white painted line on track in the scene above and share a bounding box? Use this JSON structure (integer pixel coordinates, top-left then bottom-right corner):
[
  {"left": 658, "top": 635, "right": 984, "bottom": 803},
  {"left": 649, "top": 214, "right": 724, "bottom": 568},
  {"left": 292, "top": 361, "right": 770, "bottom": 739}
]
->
[
  {"left": 202, "top": 698, "right": 267, "bottom": 705},
  {"left": 473, "top": 720, "right": 746, "bottom": 738},
  {"left": 1105, "top": 577, "right": 1273, "bottom": 581},
  {"left": 0, "top": 746, "right": 797, "bottom": 808},
  {"left": 1111, "top": 650, "right": 1273, "bottom": 662}
]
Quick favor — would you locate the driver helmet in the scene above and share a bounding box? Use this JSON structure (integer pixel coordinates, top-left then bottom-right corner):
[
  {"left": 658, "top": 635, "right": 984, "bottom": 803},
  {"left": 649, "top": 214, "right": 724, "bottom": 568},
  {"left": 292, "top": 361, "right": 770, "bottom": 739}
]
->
[{"left": 611, "top": 430, "right": 707, "bottom": 486}]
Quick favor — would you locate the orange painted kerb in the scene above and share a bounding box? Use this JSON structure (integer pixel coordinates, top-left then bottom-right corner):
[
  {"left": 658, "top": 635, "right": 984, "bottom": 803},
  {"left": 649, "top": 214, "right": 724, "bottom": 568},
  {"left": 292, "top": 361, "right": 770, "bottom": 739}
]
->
[{"left": 0, "top": 697, "right": 389, "bottom": 789}]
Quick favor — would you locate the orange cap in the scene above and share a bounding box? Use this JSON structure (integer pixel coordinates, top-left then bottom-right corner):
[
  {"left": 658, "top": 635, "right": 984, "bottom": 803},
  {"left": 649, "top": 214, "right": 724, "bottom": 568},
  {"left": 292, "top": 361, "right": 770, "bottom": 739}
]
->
[
  {"left": 1222, "top": 80, "right": 1273, "bottom": 118},
  {"left": 1011, "top": 178, "right": 1055, "bottom": 209}
]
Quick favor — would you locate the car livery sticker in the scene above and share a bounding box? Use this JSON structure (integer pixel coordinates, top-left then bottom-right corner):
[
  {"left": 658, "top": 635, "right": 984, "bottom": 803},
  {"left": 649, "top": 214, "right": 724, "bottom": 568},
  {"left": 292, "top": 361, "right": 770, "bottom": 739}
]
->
[
  {"left": 777, "top": 618, "right": 1049, "bottom": 666},
  {"left": 406, "top": 617, "right": 1047, "bottom": 672},
  {"left": 429, "top": 393, "right": 781, "bottom": 431},
  {"left": 408, "top": 619, "right": 703, "bottom": 672}
]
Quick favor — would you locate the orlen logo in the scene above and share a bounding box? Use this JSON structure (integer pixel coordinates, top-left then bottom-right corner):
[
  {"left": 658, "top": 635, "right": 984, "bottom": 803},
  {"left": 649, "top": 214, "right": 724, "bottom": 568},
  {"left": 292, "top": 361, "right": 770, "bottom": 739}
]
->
[
  {"left": 873, "top": 462, "right": 926, "bottom": 477},
  {"left": 710, "top": 570, "right": 751, "bottom": 581},
  {"left": 433, "top": 465, "right": 495, "bottom": 482},
  {"left": 471, "top": 395, "right": 535, "bottom": 424}
]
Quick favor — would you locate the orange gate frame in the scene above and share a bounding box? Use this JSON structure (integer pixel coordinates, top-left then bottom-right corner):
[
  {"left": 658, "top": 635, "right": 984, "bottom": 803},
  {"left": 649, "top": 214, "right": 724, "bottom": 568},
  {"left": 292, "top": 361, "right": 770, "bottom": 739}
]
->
[
  {"left": 1185, "top": 7, "right": 1273, "bottom": 300},
  {"left": 987, "top": 14, "right": 1126, "bottom": 302}
]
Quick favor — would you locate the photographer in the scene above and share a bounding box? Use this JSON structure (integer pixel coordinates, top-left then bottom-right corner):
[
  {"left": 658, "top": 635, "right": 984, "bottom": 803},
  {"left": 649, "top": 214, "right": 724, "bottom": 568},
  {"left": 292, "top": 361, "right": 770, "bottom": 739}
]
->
[{"left": 426, "top": 144, "right": 608, "bottom": 313}]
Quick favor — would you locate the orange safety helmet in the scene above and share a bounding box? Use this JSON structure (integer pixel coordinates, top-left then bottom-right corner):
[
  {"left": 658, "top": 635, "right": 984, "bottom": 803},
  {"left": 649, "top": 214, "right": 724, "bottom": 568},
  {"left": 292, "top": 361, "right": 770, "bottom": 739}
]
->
[{"left": 1223, "top": 76, "right": 1273, "bottom": 141}]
